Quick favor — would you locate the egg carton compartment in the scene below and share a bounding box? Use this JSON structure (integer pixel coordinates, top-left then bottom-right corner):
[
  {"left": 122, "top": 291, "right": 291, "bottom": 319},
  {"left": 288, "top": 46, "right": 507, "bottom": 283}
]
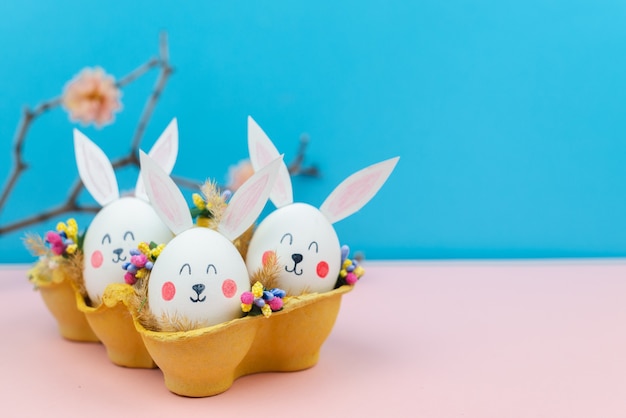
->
[{"left": 30, "top": 266, "right": 352, "bottom": 397}]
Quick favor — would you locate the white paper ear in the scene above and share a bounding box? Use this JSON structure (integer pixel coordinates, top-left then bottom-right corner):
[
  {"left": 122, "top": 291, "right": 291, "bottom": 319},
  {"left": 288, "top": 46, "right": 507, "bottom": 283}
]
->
[
  {"left": 139, "top": 150, "right": 193, "bottom": 235},
  {"left": 320, "top": 156, "right": 400, "bottom": 224},
  {"left": 73, "top": 129, "right": 119, "bottom": 206},
  {"left": 135, "top": 118, "right": 179, "bottom": 200},
  {"left": 247, "top": 116, "right": 293, "bottom": 208},
  {"left": 218, "top": 156, "right": 283, "bottom": 241}
]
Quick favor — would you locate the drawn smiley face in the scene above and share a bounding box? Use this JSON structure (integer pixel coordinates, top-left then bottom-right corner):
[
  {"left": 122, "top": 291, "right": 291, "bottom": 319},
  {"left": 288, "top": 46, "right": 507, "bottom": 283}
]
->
[
  {"left": 148, "top": 227, "right": 249, "bottom": 328},
  {"left": 82, "top": 197, "right": 173, "bottom": 305},
  {"left": 246, "top": 203, "right": 341, "bottom": 296}
]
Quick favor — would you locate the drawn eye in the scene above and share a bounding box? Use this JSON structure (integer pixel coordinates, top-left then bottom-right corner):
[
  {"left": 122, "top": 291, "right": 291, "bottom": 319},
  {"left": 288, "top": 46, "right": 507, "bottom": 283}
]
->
[
  {"left": 308, "top": 241, "right": 319, "bottom": 253},
  {"left": 101, "top": 234, "right": 111, "bottom": 245},
  {"left": 280, "top": 233, "right": 293, "bottom": 245},
  {"left": 123, "top": 231, "right": 135, "bottom": 241},
  {"left": 179, "top": 263, "right": 191, "bottom": 275},
  {"left": 206, "top": 264, "right": 217, "bottom": 275}
]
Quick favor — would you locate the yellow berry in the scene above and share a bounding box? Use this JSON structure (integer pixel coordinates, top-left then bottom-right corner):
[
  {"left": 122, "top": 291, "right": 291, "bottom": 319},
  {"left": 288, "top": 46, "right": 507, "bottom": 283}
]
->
[
  {"left": 241, "top": 303, "right": 252, "bottom": 313},
  {"left": 67, "top": 219, "right": 78, "bottom": 239},
  {"left": 342, "top": 259, "right": 352, "bottom": 269},
  {"left": 151, "top": 244, "right": 165, "bottom": 258},
  {"left": 252, "top": 281, "right": 264, "bottom": 298},
  {"left": 354, "top": 266, "right": 365, "bottom": 277},
  {"left": 192, "top": 193, "right": 206, "bottom": 210},
  {"left": 261, "top": 304, "right": 272, "bottom": 318},
  {"left": 138, "top": 242, "right": 150, "bottom": 255},
  {"left": 196, "top": 217, "right": 210, "bottom": 228},
  {"left": 66, "top": 244, "right": 77, "bottom": 254}
]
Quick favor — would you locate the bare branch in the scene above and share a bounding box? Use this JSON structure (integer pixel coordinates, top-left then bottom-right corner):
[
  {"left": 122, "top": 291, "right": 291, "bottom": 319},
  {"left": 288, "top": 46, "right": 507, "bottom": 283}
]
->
[
  {"left": 0, "top": 31, "right": 319, "bottom": 236},
  {"left": 130, "top": 32, "right": 173, "bottom": 153},
  {"left": 287, "top": 133, "right": 320, "bottom": 177},
  {"left": 0, "top": 97, "right": 63, "bottom": 213},
  {"left": 116, "top": 58, "right": 160, "bottom": 88},
  {"left": 0, "top": 202, "right": 100, "bottom": 235},
  {"left": 0, "top": 33, "right": 174, "bottom": 234},
  {"left": 171, "top": 175, "right": 202, "bottom": 191}
]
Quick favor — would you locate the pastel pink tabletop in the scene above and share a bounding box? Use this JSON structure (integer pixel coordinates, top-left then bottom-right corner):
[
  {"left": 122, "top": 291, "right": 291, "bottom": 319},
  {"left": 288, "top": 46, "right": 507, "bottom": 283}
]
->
[{"left": 1, "top": 260, "right": 626, "bottom": 417}]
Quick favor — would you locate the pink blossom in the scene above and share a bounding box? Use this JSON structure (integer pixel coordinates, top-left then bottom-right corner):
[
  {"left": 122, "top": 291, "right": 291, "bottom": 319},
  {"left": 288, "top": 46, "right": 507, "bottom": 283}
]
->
[
  {"left": 62, "top": 67, "right": 122, "bottom": 128},
  {"left": 226, "top": 159, "right": 255, "bottom": 191}
]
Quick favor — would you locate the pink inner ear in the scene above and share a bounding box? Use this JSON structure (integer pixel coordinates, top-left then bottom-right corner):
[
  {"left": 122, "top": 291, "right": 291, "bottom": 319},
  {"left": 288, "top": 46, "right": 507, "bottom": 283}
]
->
[
  {"left": 255, "top": 145, "right": 289, "bottom": 206},
  {"left": 151, "top": 134, "right": 174, "bottom": 168},
  {"left": 83, "top": 143, "right": 115, "bottom": 201},
  {"left": 325, "top": 170, "right": 384, "bottom": 220},
  {"left": 221, "top": 174, "right": 269, "bottom": 235},
  {"left": 149, "top": 175, "right": 179, "bottom": 223},
  {"left": 255, "top": 144, "right": 274, "bottom": 167}
]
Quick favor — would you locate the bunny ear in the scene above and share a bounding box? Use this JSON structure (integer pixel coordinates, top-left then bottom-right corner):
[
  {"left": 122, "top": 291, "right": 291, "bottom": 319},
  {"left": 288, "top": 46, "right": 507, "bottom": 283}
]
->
[
  {"left": 320, "top": 157, "right": 400, "bottom": 224},
  {"left": 218, "top": 155, "right": 282, "bottom": 241},
  {"left": 73, "top": 129, "right": 119, "bottom": 206},
  {"left": 247, "top": 116, "right": 293, "bottom": 207},
  {"left": 135, "top": 118, "right": 179, "bottom": 199},
  {"left": 139, "top": 150, "right": 193, "bottom": 235}
]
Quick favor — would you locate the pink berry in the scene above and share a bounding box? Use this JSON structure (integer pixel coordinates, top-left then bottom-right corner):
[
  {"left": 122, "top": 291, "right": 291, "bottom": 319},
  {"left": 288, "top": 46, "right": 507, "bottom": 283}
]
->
[
  {"left": 124, "top": 272, "right": 136, "bottom": 285},
  {"left": 240, "top": 292, "right": 254, "bottom": 304},
  {"left": 45, "top": 231, "right": 62, "bottom": 245},
  {"left": 268, "top": 297, "right": 283, "bottom": 311},
  {"left": 345, "top": 272, "right": 358, "bottom": 285}
]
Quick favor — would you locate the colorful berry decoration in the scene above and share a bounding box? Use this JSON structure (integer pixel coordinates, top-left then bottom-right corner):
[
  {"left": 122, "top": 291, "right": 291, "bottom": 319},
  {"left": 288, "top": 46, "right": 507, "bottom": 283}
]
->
[
  {"left": 335, "top": 245, "right": 365, "bottom": 288},
  {"left": 241, "top": 281, "right": 286, "bottom": 318},
  {"left": 45, "top": 218, "right": 80, "bottom": 257},
  {"left": 122, "top": 241, "right": 165, "bottom": 285}
]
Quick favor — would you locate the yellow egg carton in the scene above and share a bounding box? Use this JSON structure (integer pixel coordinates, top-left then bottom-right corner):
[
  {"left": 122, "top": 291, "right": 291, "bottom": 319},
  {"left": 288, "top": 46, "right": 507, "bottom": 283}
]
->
[
  {"left": 28, "top": 263, "right": 98, "bottom": 343},
  {"left": 29, "top": 265, "right": 352, "bottom": 397}
]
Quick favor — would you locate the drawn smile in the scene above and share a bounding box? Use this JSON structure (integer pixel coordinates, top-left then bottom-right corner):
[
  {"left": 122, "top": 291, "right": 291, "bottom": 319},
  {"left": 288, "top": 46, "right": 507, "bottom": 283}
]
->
[
  {"left": 285, "top": 264, "right": 303, "bottom": 275},
  {"left": 190, "top": 284, "right": 206, "bottom": 303},
  {"left": 111, "top": 250, "right": 126, "bottom": 264},
  {"left": 285, "top": 253, "right": 303, "bottom": 276}
]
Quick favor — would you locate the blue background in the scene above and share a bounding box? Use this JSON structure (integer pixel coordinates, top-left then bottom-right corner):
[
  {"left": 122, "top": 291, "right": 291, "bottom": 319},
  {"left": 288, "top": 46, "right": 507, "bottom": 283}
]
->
[{"left": 1, "top": 1, "right": 626, "bottom": 263}]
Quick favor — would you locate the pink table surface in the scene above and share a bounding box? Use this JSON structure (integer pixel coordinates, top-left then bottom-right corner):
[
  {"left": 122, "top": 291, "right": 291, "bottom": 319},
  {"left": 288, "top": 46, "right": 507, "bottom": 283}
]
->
[{"left": 1, "top": 260, "right": 626, "bottom": 417}]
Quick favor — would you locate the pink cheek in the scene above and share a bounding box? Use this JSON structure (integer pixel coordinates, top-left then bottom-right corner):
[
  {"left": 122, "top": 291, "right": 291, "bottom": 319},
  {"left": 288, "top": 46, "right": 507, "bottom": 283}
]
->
[
  {"left": 316, "top": 261, "right": 329, "bottom": 278},
  {"left": 91, "top": 251, "right": 103, "bottom": 268},
  {"left": 222, "top": 279, "right": 237, "bottom": 298},
  {"left": 262, "top": 250, "right": 275, "bottom": 266},
  {"left": 162, "top": 281, "right": 176, "bottom": 301}
]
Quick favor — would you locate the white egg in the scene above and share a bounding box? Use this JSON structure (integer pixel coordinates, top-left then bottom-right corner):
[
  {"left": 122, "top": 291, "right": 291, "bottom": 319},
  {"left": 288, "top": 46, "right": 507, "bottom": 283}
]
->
[
  {"left": 148, "top": 227, "right": 250, "bottom": 327},
  {"left": 83, "top": 197, "right": 173, "bottom": 304},
  {"left": 246, "top": 203, "right": 341, "bottom": 296}
]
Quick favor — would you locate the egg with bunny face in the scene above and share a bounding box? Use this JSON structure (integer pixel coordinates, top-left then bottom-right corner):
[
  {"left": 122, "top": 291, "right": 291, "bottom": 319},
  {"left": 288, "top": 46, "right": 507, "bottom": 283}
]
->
[
  {"left": 245, "top": 116, "right": 399, "bottom": 297},
  {"left": 246, "top": 203, "right": 341, "bottom": 296},
  {"left": 73, "top": 120, "right": 179, "bottom": 306},
  {"left": 83, "top": 197, "right": 173, "bottom": 305},
  {"left": 148, "top": 227, "right": 249, "bottom": 328},
  {"left": 138, "top": 147, "right": 282, "bottom": 331}
]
